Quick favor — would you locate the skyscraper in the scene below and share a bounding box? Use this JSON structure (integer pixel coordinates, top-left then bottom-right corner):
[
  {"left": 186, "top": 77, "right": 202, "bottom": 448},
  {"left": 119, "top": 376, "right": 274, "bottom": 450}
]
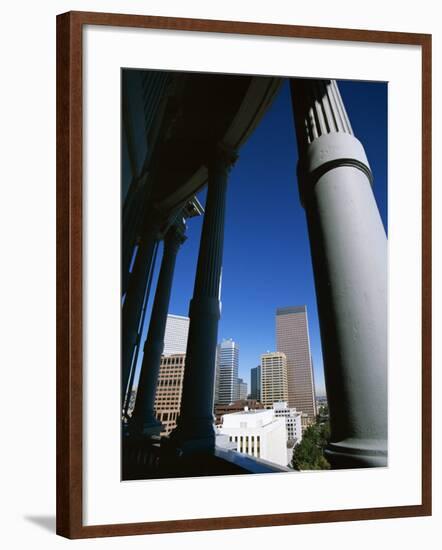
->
[
  {"left": 154, "top": 353, "right": 186, "bottom": 435},
  {"left": 260, "top": 352, "right": 289, "bottom": 408},
  {"left": 149, "top": 315, "right": 189, "bottom": 435},
  {"left": 276, "top": 306, "right": 316, "bottom": 421},
  {"left": 237, "top": 378, "right": 248, "bottom": 401},
  {"left": 214, "top": 338, "right": 239, "bottom": 405},
  {"left": 163, "top": 314, "right": 190, "bottom": 355},
  {"left": 250, "top": 365, "right": 261, "bottom": 401}
]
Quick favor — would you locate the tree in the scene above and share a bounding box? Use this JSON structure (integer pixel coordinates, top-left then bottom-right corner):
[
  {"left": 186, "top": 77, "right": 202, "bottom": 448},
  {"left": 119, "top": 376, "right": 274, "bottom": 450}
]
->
[
  {"left": 316, "top": 404, "right": 329, "bottom": 423},
  {"left": 292, "top": 422, "right": 331, "bottom": 471}
]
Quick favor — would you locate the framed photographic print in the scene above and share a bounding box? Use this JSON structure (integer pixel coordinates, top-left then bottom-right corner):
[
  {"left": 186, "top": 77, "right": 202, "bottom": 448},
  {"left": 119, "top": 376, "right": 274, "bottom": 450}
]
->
[{"left": 56, "top": 11, "right": 432, "bottom": 539}]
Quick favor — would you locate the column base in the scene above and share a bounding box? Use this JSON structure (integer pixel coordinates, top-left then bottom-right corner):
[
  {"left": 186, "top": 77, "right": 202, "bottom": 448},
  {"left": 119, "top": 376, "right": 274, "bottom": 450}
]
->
[
  {"left": 130, "top": 413, "right": 164, "bottom": 437},
  {"left": 325, "top": 438, "right": 388, "bottom": 469},
  {"left": 141, "top": 420, "right": 164, "bottom": 437},
  {"left": 121, "top": 432, "right": 162, "bottom": 480},
  {"left": 167, "top": 419, "right": 216, "bottom": 456}
]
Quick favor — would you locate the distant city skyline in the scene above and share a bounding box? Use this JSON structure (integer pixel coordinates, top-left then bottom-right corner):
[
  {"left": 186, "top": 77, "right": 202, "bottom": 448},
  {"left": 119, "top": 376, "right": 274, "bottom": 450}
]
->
[{"left": 138, "top": 79, "right": 387, "bottom": 399}]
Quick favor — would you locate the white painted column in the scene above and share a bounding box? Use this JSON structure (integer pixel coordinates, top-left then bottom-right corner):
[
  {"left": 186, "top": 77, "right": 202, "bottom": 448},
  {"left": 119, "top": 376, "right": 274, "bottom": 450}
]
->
[
  {"left": 169, "top": 144, "right": 237, "bottom": 454},
  {"left": 290, "top": 79, "right": 388, "bottom": 468},
  {"left": 121, "top": 221, "right": 161, "bottom": 407},
  {"left": 130, "top": 221, "right": 186, "bottom": 436}
]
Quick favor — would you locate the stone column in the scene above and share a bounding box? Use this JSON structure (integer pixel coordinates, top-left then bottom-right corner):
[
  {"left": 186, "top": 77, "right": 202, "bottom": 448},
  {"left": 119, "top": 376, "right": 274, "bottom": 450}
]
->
[
  {"left": 290, "top": 79, "right": 388, "bottom": 468},
  {"left": 121, "top": 222, "right": 161, "bottom": 408},
  {"left": 130, "top": 221, "right": 186, "bottom": 436},
  {"left": 169, "top": 144, "right": 237, "bottom": 454},
  {"left": 123, "top": 242, "right": 159, "bottom": 417}
]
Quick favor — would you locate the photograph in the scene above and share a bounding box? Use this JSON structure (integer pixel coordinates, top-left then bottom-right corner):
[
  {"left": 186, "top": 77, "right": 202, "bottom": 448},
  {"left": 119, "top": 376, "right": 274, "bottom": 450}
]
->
[
  {"left": 120, "top": 69, "right": 388, "bottom": 481},
  {"left": 0, "top": 0, "right": 436, "bottom": 545}
]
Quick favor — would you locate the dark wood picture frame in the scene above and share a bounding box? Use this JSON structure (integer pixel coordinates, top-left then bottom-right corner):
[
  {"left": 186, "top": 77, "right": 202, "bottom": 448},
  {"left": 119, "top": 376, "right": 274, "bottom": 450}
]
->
[{"left": 56, "top": 10, "right": 432, "bottom": 539}]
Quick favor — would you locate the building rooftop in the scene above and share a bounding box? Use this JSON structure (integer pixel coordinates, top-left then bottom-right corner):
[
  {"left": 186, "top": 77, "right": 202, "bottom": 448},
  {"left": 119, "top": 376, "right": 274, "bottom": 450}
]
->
[
  {"left": 167, "top": 313, "right": 190, "bottom": 320},
  {"left": 228, "top": 408, "right": 266, "bottom": 416},
  {"left": 261, "top": 351, "right": 287, "bottom": 358},
  {"left": 276, "top": 305, "right": 307, "bottom": 315},
  {"left": 221, "top": 407, "right": 280, "bottom": 428}
]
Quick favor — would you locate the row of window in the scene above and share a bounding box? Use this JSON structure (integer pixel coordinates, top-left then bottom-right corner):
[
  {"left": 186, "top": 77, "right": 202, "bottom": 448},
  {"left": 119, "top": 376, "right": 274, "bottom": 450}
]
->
[
  {"left": 160, "top": 357, "right": 185, "bottom": 366},
  {"left": 155, "top": 398, "right": 180, "bottom": 404},
  {"left": 157, "top": 378, "right": 182, "bottom": 387},
  {"left": 157, "top": 410, "right": 180, "bottom": 422},
  {"left": 229, "top": 435, "right": 261, "bottom": 458}
]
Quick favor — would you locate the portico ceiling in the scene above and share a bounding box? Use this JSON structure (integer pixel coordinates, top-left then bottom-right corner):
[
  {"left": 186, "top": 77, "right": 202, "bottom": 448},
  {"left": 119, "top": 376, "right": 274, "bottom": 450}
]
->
[{"left": 145, "top": 72, "right": 282, "bottom": 217}]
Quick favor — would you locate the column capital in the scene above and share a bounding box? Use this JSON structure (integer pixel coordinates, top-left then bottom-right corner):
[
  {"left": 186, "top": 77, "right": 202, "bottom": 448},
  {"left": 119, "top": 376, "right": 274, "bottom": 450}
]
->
[
  {"left": 290, "top": 79, "right": 373, "bottom": 206},
  {"left": 208, "top": 142, "right": 238, "bottom": 173},
  {"left": 290, "top": 79, "right": 353, "bottom": 150},
  {"left": 140, "top": 208, "right": 164, "bottom": 242},
  {"left": 164, "top": 220, "right": 187, "bottom": 252}
]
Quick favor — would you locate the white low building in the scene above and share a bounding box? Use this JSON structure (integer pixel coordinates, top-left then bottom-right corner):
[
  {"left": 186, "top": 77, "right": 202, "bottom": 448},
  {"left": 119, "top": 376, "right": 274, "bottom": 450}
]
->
[
  {"left": 219, "top": 408, "right": 287, "bottom": 467},
  {"left": 273, "top": 401, "right": 303, "bottom": 445}
]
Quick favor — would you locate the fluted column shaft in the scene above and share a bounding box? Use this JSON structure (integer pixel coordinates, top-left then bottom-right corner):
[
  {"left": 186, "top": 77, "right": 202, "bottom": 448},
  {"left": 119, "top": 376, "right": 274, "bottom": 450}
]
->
[
  {"left": 121, "top": 223, "right": 160, "bottom": 407},
  {"left": 169, "top": 145, "right": 236, "bottom": 453},
  {"left": 122, "top": 177, "right": 148, "bottom": 297},
  {"left": 130, "top": 223, "right": 186, "bottom": 436},
  {"left": 291, "top": 79, "right": 388, "bottom": 468}
]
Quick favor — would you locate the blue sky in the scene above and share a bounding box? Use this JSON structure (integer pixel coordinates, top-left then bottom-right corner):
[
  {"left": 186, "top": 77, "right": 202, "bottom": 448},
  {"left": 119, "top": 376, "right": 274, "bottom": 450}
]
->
[{"left": 143, "top": 78, "right": 387, "bottom": 396}]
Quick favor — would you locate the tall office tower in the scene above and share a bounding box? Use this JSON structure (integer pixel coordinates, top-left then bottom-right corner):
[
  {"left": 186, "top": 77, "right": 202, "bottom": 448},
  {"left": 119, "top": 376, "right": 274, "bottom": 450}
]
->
[
  {"left": 214, "top": 338, "right": 240, "bottom": 405},
  {"left": 238, "top": 378, "right": 248, "bottom": 401},
  {"left": 260, "top": 352, "right": 289, "bottom": 409},
  {"left": 153, "top": 315, "right": 189, "bottom": 435},
  {"left": 276, "top": 306, "right": 317, "bottom": 421},
  {"left": 250, "top": 365, "right": 261, "bottom": 401},
  {"left": 163, "top": 314, "right": 190, "bottom": 355},
  {"left": 154, "top": 353, "right": 186, "bottom": 435}
]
